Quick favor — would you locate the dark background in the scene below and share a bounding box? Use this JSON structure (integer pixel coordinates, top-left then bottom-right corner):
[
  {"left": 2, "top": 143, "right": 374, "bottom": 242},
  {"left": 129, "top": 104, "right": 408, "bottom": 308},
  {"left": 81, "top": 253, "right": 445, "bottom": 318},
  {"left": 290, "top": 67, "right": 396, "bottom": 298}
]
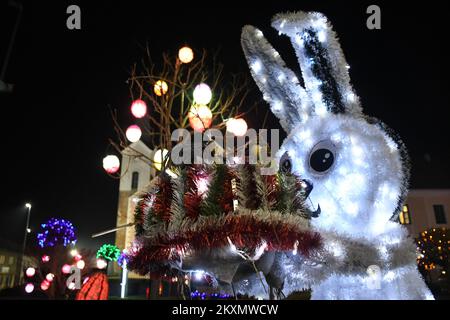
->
[{"left": 0, "top": 0, "right": 449, "bottom": 251}]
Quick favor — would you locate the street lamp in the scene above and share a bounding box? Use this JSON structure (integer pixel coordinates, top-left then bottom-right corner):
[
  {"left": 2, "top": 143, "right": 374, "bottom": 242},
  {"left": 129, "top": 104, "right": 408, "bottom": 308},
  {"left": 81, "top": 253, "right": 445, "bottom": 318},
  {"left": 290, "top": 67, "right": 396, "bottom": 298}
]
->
[{"left": 15, "top": 203, "right": 32, "bottom": 286}]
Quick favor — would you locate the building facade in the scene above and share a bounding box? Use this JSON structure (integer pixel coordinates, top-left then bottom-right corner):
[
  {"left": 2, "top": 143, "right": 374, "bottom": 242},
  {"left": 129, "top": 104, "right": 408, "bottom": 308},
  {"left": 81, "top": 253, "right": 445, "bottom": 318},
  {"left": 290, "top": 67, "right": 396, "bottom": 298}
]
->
[
  {"left": 0, "top": 247, "right": 37, "bottom": 291},
  {"left": 400, "top": 189, "right": 450, "bottom": 238}
]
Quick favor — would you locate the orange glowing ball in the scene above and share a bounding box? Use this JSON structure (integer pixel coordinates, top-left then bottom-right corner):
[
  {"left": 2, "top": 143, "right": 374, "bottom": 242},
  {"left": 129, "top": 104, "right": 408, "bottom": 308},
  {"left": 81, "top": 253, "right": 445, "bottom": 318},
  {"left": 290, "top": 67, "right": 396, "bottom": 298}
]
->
[
  {"left": 154, "top": 80, "right": 168, "bottom": 96},
  {"left": 188, "top": 104, "right": 213, "bottom": 132}
]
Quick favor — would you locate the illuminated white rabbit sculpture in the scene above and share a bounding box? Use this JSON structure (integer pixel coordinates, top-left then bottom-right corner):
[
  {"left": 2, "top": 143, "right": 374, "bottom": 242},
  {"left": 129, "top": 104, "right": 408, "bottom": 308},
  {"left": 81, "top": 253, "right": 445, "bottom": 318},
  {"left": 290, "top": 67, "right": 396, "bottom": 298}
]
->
[{"left": 241, "top": 11, "right": 433, "bottom": 299}]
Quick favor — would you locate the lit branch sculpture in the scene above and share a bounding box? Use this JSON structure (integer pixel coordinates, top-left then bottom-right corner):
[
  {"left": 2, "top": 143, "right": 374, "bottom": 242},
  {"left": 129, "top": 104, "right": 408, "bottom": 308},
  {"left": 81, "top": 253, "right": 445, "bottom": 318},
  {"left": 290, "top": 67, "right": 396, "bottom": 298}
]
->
[{"left": 104, "top": 46, "right": 256, "bottom": 176}]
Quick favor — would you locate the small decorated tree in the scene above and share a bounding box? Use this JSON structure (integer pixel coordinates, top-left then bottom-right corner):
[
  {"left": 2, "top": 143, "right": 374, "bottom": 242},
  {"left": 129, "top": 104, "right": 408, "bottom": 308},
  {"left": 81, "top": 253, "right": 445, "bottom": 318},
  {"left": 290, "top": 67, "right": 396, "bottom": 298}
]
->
[
  {"left": 23, "top": 218, "right": 95, "bottom": 299},
  {"left": 416, "top": 228, "right": 449, "bottom": 275}
]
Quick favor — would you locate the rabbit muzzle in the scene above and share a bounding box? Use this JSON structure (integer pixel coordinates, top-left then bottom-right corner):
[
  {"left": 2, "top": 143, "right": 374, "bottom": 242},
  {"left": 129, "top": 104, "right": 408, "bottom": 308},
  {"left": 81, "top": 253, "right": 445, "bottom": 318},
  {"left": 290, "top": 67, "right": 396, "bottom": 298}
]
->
[{"left": 302, "top": 179, "right": 321, "bottom": 218}]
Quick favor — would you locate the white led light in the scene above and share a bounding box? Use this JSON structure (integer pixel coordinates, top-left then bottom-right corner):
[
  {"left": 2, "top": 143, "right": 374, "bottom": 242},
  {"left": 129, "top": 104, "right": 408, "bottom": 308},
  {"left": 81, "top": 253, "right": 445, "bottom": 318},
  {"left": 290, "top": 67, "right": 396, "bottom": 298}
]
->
[
  {"left": 318, "top": 30, "right": 326, "bottom": 42},
  {"left": 347, "top": 92, "right": 356, "bottom": 102},
  {"left": 295, "top": 35, "right": 304, "bottom": 46},
  {"left": 312, "top": 91, "right": 322, "bottom": 103},
  {"left": 273, "top": 100, "right": 283, "bottom": 111},
  {"left": 251, "top": 60, "right": 262, "bottom": 73},
  {"left": 315, "top": 103, "right": 327, "bottom": 117}
]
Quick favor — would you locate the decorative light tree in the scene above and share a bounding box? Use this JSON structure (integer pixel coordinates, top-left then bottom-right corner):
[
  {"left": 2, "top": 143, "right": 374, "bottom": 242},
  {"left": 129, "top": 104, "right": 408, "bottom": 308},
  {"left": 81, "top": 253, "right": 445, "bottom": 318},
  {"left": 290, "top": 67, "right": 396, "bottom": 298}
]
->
[
  {"left": 23, "top": 218, "right": 95, "bottom": 300},
  {"left": 105, "top": 46, "right": 254, "bottom": 176},
  {"left": 416, "top": 228, "right": 449, "bottom": 275},
  {"left": 37, "top": 218, "right": 77, "bottom": 248}
]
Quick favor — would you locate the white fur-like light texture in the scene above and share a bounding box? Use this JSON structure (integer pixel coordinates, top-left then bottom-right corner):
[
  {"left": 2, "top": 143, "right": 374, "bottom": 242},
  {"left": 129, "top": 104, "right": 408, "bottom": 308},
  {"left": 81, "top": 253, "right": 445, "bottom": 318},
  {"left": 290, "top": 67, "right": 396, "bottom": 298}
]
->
[{"left": 241, "top": 11, "right": 433, "bottom": 299}]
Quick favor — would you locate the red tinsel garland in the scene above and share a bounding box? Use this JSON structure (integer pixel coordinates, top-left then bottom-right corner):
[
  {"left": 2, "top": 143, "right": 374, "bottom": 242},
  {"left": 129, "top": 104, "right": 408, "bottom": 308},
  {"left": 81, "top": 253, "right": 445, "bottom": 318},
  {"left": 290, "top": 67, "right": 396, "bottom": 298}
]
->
[
  {"left": 153, "top": 174, "right": 173, "bottom": 222},
  {"left": 217, "top": 166, "right": 236, "bottom": 215},
  {"left": 127, "top": 213, "right": 321, "bottom": 275},
  {"left": 184, "top": 165, "right": 209, "bottom": 220}
]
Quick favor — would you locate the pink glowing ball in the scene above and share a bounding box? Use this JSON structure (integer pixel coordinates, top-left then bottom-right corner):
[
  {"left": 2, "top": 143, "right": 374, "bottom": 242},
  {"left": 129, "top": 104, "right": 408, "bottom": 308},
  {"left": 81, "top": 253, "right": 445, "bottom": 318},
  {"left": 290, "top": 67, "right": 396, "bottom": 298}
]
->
[
  {"left": 62, "top": 264, "right": 71, "bottom": 274},
  {"left": 25, "top": 283, "right": 34, "bottom": 293},
  {"left": 41, "top": 280, "right": 50, "bottom": 291},
  {"left": 26, "top": 267, "right": 35, "bottom": 277},
  {"left": 46, "top": 273, "right": 55, "bottom": 282},
  {"left": 103, "top": 155, "right": 120, "bottom": 174},
  {"left": 126, "top": 125, "right": 142, "bottom": 143},
  {"left": 131, "top": 99, "right": 147, "bottom": 119}
]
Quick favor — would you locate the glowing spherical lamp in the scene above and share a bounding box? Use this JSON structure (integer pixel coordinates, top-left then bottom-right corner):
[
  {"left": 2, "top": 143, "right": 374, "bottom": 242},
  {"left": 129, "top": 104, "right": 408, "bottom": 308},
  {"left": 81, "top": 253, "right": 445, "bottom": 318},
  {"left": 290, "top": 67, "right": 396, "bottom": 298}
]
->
[
  {"left": 62, "top": 264, "right": 71, "bottom": 274},
  {"left": 96, "top": 258, "right": 108, "bottom": 270},
  {"left": 76, "top": 260, "right": 85, "bottom": 270},
  {"left": 178, "top": 46, "right": 194, "bottom": 64},
  {"left": 226, "top": 118, "right": 248, "bottom": 137},
  {"left": 40, "top": 280, "right": 50, "bottom": 291},
  {"left": 193, "top": 83, "right": 212, "bottom": 105},
  {"left": 188, "top": 104, "right": 212, "bottom": 132},
  {"left": 68, "top": 282, "right": 76, "bottom": 290},
  {"left": 153, "top": 149, "right": 169, "bottom": 171},
  {"left": 46, "top": 273, "right": 55, "bottom": 282},
  {"left": 42, "top": 255, "right": 50, "bottom": 263},
  {"left": 26, "top": 267, "right": 35, "bottom": 277},
  {"left": 25, "top": 283, "right": 34, "bottom": 293},
  {"left": 103, "top": 155, "right": 120, "bottom": 174},
  {"left": 154, "top": 80, "right": 168, "bottom": 96},
  {"left": 130, "top": 99, "right": 147, "bottom": 118},
  {"left": 126, "top": 125, "right": 142, "bottom": 143}
]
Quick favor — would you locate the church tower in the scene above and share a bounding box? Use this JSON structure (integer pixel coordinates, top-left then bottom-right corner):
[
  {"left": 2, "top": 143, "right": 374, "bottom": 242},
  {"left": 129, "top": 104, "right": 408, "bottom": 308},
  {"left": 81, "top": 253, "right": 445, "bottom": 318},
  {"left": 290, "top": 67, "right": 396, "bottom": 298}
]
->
[{"left": 114, "top": 141, "right": 155, "bottom": 275}]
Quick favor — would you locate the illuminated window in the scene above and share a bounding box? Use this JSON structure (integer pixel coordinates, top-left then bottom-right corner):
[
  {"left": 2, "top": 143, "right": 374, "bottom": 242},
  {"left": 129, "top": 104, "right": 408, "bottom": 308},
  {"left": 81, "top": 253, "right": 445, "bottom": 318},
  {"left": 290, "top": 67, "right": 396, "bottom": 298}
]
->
[
  {"left": 399, "top": 204, "right": 411, "bottom": 225},
  {"left": 433, "top": 205, "right": 447, "bottom": 224}
]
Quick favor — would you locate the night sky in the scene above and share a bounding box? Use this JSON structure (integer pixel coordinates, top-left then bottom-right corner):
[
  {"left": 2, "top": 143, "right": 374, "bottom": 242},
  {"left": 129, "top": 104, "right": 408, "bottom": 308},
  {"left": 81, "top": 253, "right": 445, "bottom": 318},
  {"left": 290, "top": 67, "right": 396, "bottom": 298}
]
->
[{"left": 0, "top": 1, "right": 449, "bottom": 251}]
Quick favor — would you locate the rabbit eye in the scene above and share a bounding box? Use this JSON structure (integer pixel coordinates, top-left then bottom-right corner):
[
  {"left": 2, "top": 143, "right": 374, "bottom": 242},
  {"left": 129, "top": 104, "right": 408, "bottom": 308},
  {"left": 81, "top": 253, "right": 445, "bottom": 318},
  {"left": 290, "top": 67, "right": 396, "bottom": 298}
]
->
[
  {"left": 309, "top": 140, "right": 336, "bottom": 174},
  {"left": 280, "top": 152, "right": 292, "bottom": 174}
]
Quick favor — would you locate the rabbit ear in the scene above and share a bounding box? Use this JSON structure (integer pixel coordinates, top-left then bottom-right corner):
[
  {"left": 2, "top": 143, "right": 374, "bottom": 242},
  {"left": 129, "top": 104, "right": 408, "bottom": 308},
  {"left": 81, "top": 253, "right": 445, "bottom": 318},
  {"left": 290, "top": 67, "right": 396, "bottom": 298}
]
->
[
  {"left": 272, "top": 12, "right": 362, "bottom": 117},
  {"left": 241, "top": 25, "right": 312, "bottom": 132}
]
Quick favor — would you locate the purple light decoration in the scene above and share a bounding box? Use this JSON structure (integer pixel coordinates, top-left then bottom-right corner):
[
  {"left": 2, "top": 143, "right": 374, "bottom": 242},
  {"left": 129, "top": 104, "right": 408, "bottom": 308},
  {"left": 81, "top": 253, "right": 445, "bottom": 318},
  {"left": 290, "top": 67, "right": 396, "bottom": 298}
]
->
[
  {"left": 190, "top": 290, "right": 232, "bottom": 299},
  {"left": 36, "top": 218, "right": 77, "bottom": 248},
  {"left": 117, "top": 252, "right": 128, "bottom": 268}
]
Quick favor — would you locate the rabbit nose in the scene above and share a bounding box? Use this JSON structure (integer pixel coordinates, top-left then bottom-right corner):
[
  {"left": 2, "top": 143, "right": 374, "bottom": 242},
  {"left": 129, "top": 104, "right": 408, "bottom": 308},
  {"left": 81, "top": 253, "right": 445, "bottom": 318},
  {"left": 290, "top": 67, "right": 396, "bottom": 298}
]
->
[{"left": 302, "top": 180, "right": 313, "bottom": 198}]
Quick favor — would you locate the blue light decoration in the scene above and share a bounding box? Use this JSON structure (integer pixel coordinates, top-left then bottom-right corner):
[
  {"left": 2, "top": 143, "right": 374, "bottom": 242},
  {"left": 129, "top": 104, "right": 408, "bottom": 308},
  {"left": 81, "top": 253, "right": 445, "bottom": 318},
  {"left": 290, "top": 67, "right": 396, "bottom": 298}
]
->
[
  {"left": 37, "top": 218, "right": 77, "bottom": 248},
  {"left": 117, "top": 252, "right": 128, "bottom": 268},
  {"left": 190, "top": 290, "right": 232, "bottom": 300}
]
